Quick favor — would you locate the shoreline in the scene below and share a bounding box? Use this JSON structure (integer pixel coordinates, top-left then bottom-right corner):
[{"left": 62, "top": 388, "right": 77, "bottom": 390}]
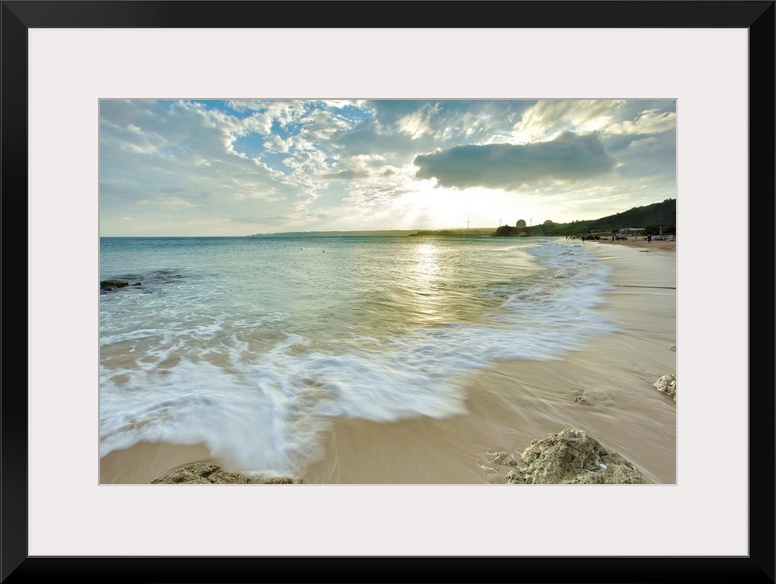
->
[
  {"left": 100, "top": 239, "right": 676, "bottom": 484},
  {"left": 589, "top": 237, "right": 676, "bottom": 253}
]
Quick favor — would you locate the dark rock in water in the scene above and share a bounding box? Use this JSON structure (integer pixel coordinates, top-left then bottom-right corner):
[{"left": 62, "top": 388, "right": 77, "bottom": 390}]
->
[
  {"left": 502, "top": 428, "right": 649, "bottom": 484},
  {"left": 133, "top": 282, "right": 142, "bottom": 286},
  {"left": 149, "top": 462, "right": 302, "bottom": 484},
  {"left": 100, "top": 279, "right": 129, "bottom": 291}
]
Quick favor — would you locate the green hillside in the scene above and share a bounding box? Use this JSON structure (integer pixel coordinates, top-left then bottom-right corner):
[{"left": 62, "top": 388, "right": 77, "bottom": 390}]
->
[{"left": 496, "top": 198, "right": 676, "bottom": 237}]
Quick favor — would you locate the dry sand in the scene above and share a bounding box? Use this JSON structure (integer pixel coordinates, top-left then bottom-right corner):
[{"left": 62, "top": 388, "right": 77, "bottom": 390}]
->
[{"left": 101, "top": 238, "right": 676, "bottom": 485}]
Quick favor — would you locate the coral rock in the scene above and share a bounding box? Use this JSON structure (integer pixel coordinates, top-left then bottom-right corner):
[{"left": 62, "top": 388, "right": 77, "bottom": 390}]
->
[
  {"left": 653, "top": 374, "right": 676, "bottom": 402},
  {"left": 505, "top": 428, "right": 649, "bottom": 484},
  {"left": 149, "top": 463, "right": 302, "bottom": 484}
]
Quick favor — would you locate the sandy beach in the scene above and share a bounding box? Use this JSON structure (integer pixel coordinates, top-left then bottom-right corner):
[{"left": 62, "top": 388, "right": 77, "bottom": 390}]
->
[
  {"left": 101, "top": 238, "right": 676, "bottom": 485},
  {"left": 592, "top": 237, "right": 676, "bottom": 253}
]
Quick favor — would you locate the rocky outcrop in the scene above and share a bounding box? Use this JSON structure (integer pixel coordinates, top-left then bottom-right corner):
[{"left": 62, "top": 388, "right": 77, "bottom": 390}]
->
[
  {"left": 654, "top": 374, "right": 676, "bottom": 402},
  {"left": 100, "top": 279, "right": 141, "bottom": 291},
  {"left": 100, "top": 279, "right": 129, "bottom": 291},
  {"left": 490, "top": 428, "right": 649, "bottom": 484},
  {"left": 149, "top": 463, "right": 302, "bottom": 484}
]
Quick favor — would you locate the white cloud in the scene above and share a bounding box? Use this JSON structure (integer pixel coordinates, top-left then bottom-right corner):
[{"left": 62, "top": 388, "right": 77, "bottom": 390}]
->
[
  {"left": 263, "top": 134, "right": 292, "bottom": 153},
  {"left": 606, "top": 109, "right": 677, "bottom": 135},
  {"left": 513, "top": 99, "right": 628, "bottom": 143},
  {"left": 397, "top": 102, "right": 442, "bottom": 139}
]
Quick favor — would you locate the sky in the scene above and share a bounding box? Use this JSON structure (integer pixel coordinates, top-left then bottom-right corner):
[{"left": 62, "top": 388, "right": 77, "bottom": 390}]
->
[{"left": 99, "top": 99, "right": 676, "bottom": 236}]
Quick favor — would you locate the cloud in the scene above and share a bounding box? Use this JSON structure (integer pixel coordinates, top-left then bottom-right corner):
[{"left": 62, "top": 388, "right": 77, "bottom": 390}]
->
[
  {"left": 331, "top": 101, "right": 536, "bottom": 163},
  {"left": 138, "top": 197, "right": 203, "bottom": 209},
  {"left": 511, "top": 100, "right": 676, "bottom": 145},
  {"left": 322, "top": 169, "right": 370, "bottom": 180},
  {"left": 263, "top": 134, "right": 292, "bottom": 153},
  {"left": 396, "top": 102, "right": 442, "bottom": 139},
  {"left": 606, "top": 109, "right": 677, "bottom": 135},
  {"left": 513, "top": 100, "right": 627, "bottom": 142},
  {"left": 612, "top": 129, "right": 677, "bottom": 180},
  {"left": 413, "top": 132, "right": 615, "bottom": 190},
  {"left": 333, "top": 118, "right": 415, "bottom": 157}
]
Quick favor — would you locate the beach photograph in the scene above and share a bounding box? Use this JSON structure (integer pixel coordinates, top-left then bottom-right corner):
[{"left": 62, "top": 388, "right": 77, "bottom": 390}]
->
[{"left": 99, "top": 98, "right": 677, "bottom": 485}]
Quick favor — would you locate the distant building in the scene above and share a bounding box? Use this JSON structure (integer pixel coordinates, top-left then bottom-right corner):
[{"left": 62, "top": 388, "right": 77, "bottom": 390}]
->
[{"left": 618, "top": 227, "right": 645, "bottom": 239}]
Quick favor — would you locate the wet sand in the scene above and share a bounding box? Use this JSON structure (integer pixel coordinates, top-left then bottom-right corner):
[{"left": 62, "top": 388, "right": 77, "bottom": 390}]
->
[
  {"left": 101, "top": 239, "right": 676, "bottom": 484},
  {"left": 100, "top": 442, "right": 216, "bottom": 484}
]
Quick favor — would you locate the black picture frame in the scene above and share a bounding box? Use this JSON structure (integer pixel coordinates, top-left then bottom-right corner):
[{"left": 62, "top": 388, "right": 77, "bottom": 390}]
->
[{"left": 3, "top": 2, "right": 774, "bottom": 582}]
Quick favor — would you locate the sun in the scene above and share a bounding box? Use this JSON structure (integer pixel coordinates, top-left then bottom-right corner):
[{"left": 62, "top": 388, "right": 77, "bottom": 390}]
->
[{"left": 399, "top": 181, "right": 529, "bottom": 231}]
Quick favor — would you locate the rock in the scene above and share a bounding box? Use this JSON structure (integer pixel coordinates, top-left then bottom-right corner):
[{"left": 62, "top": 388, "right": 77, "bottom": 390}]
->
[
  {"left": 571, "top": 389, "right": 595, "bottom": 406},
  {"left": 487, "top": 451, "right": 519, "bottom": 467},
  {"left": 149, "top": 463, "right": 252, "bottom": 484},
  {"left": 654, "top": 374, "right": 676, "bottom": 402},
  {"left": 263, "top": 476, "right": 303, "bottom": 484},
  {"left": 100, "top": 279, "right": 129, "bottom": 291},
  {"left": 504, "top": 428, "right": 649, "bottom": 484},
  {"left": 149, "top": 462, "right": 302, "bottom": 484}
]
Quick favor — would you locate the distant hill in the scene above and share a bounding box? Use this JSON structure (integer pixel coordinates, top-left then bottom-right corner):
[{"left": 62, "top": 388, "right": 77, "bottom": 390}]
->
[
  {"left": 574, "top": 198, "right": 676, "bottom": 234},
  {"left": 496, "top": 199, "right": 676, "bottom": 237}
]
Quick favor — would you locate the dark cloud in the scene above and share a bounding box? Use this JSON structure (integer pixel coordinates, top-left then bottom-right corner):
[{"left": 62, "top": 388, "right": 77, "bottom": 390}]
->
[
  {"left": 611, "top": 129, "right": 677, "bottom": 179},
  {"left": 604, "top": 134, "right": 641, "bottom": 152},
  {"left": 413, "top": 132, "right": 615, "bottom": 190}
]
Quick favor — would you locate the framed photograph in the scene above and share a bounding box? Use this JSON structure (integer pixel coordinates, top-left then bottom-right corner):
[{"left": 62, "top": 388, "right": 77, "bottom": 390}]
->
[{"left": 5, "top": 1, "right": 773, "bottom": 582}]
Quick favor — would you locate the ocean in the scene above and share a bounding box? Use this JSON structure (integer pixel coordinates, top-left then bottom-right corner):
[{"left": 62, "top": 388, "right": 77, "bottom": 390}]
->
[{"left": 99, "top": 236, "right": 623, "bottom": 478}]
